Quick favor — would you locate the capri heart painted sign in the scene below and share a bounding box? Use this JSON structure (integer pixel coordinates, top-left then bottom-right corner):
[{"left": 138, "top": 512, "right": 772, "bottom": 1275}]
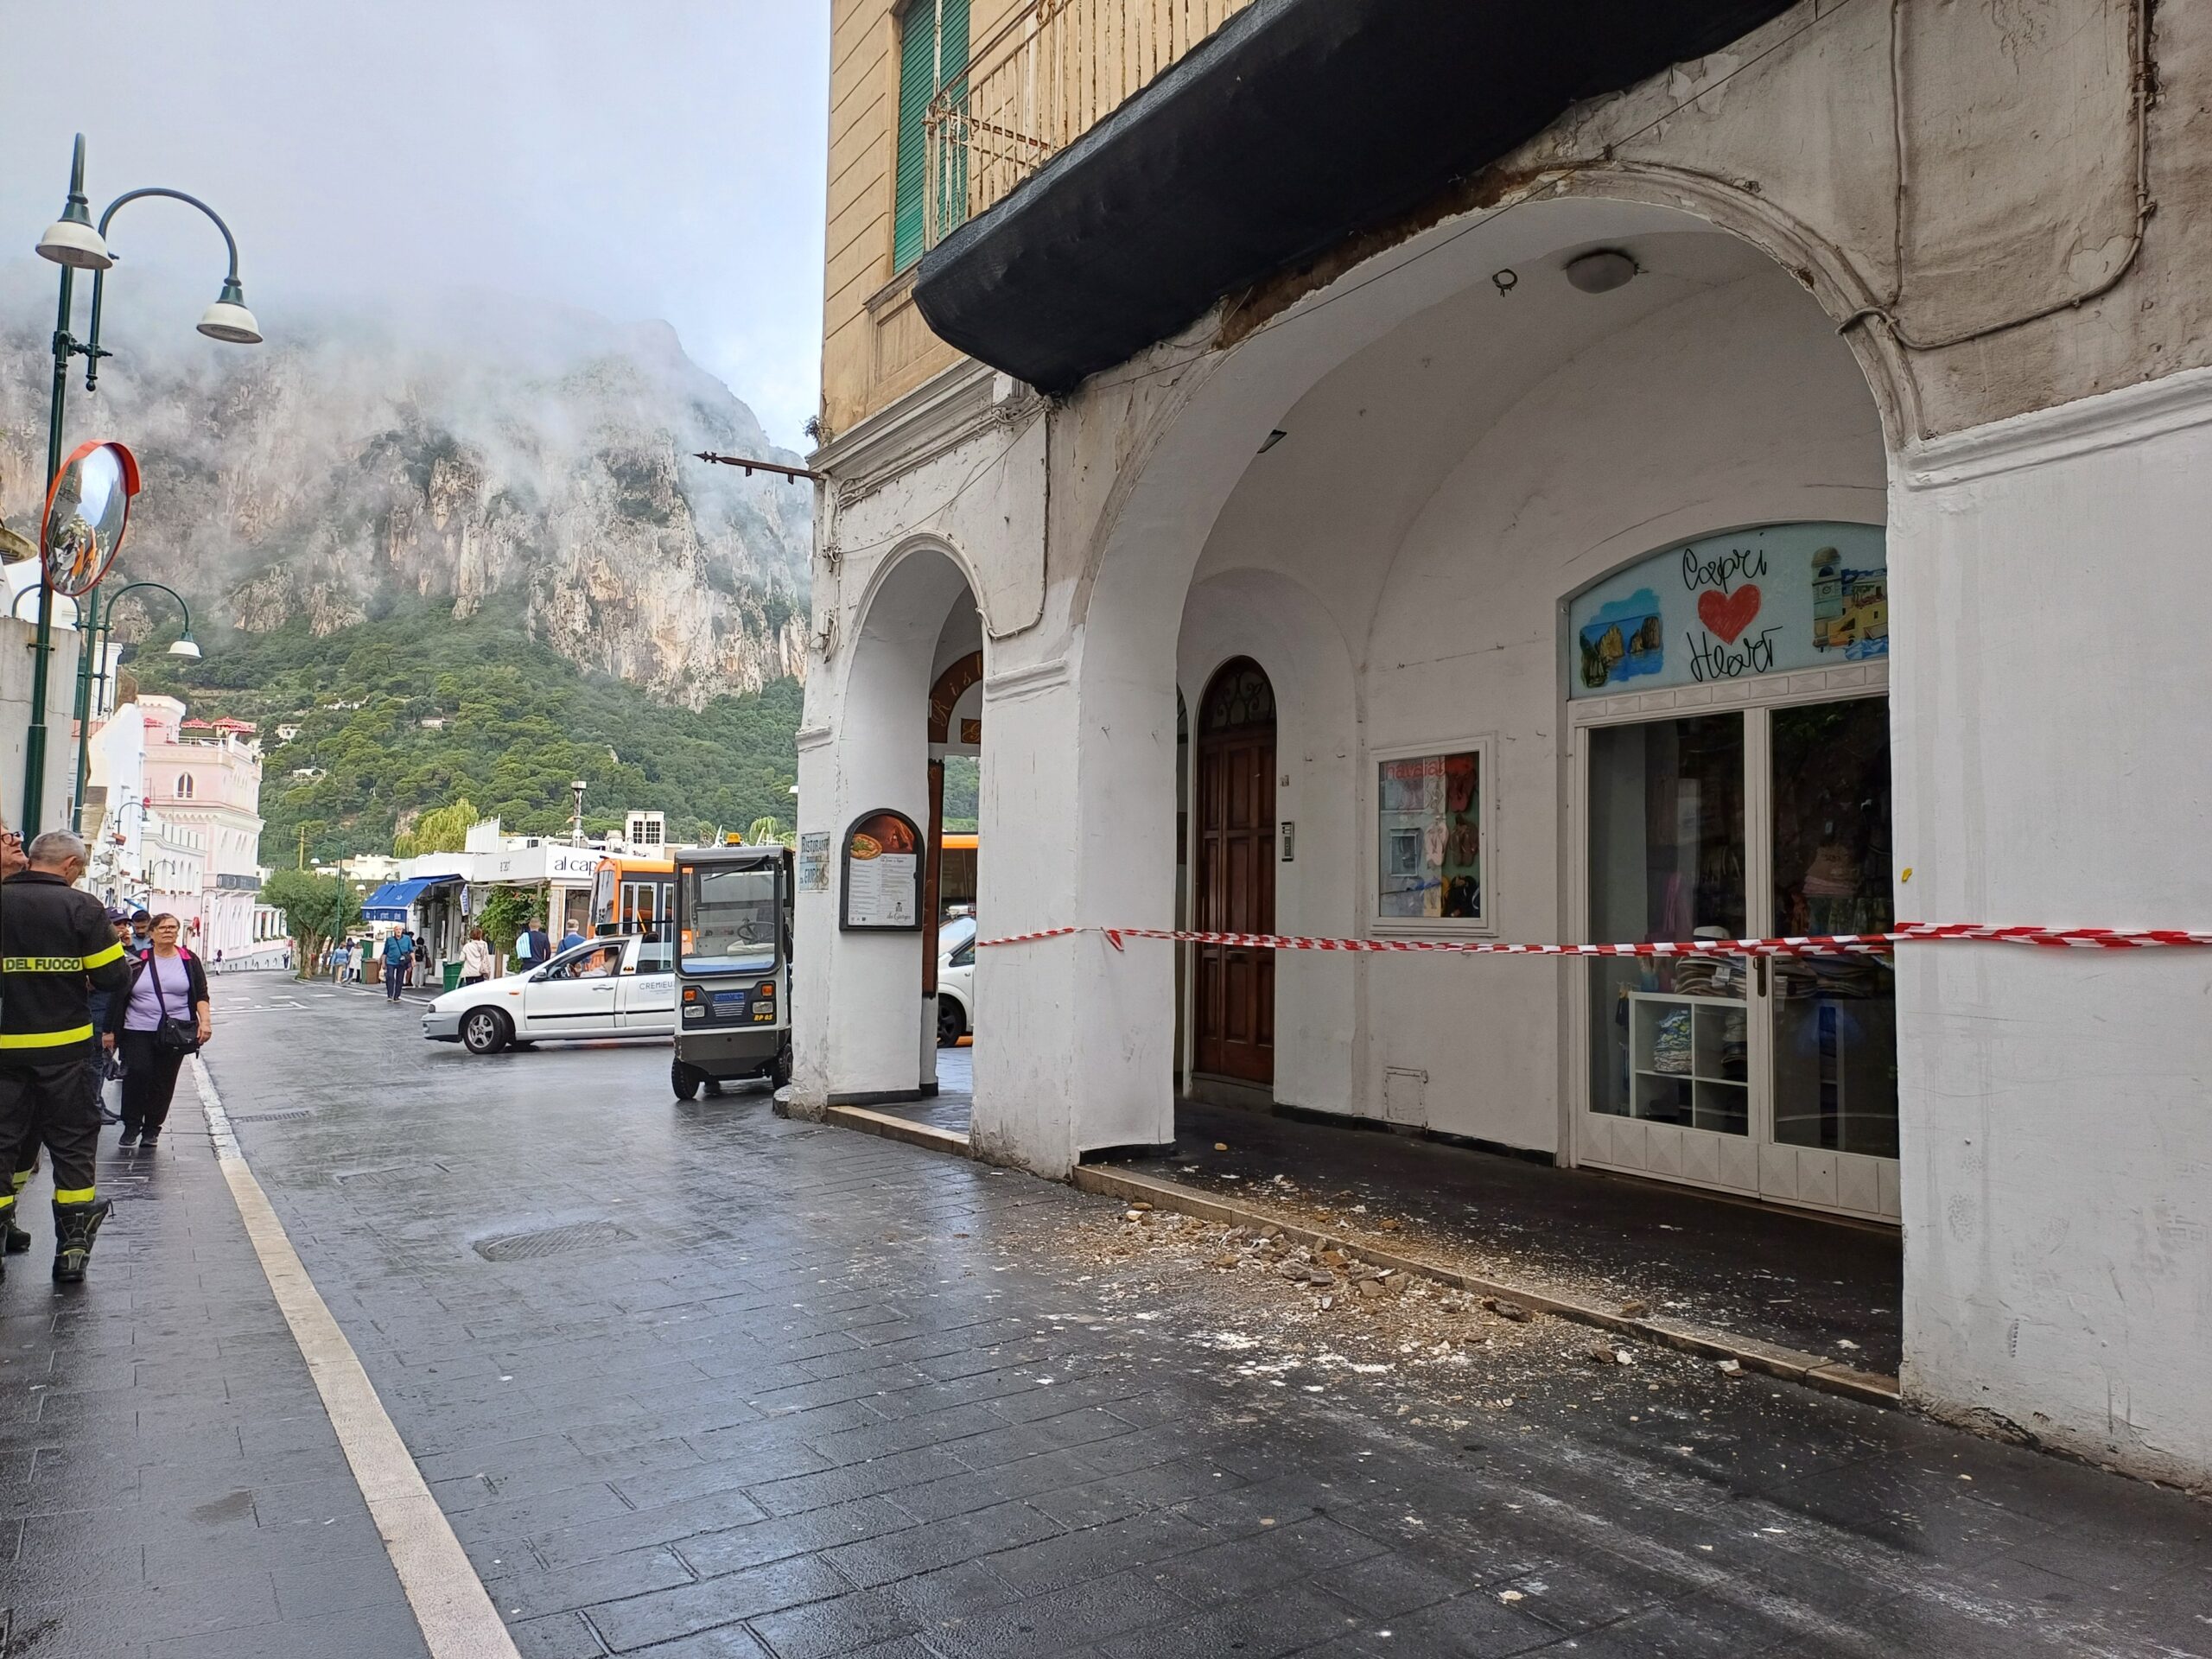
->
[{"left": 1569, "top": 521, "right": 1886, "bottom": 699}]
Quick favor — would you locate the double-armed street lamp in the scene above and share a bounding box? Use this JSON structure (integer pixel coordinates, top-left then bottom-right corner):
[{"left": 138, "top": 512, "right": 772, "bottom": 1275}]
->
[
  {"left": 19, "top": 132, "right": 260, "bottom": 836},
  {"left": 87, "top": 577, "right": 200, "bottom": 721}
]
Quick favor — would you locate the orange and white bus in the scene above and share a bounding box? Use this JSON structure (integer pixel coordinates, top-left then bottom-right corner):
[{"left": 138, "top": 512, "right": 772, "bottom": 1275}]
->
[
  {"left": 591, "top": 854, "right": 675, "bottom": 945},
  {"left": 939, "top": 831, "right": 978, "bottom": 913}
]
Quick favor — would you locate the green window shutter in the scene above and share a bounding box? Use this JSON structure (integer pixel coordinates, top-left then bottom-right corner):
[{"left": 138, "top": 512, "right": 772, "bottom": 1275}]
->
[{"left": 893, "top": 0, "right": 969, "bottom": 271}]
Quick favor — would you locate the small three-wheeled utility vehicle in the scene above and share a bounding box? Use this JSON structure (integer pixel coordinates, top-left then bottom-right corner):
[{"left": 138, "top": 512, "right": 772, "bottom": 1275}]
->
[{"left": 670, "top": 842, "right": 793, "bottom": 1099}]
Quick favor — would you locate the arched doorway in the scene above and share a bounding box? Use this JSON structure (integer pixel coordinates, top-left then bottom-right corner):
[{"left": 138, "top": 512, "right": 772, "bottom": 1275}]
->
[
  {"left": 1193, "top": 658, "right": 1275, "bottom": 1087},
  {"left": 797, "top": 544, "right": 982, "bottom": 1109},
  {"left": 925, "top": 645, "right": 983, "bottom": 1048}
]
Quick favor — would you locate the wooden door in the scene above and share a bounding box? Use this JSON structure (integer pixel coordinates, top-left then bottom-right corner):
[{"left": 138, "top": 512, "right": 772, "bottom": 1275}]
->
[{"left": 1194, "top": 659, "right": 1275, "bottom": 1084}]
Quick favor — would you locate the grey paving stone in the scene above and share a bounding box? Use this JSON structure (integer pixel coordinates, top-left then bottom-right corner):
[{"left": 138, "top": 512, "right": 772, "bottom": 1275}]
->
[
  {"left": 737, "top": 1582, "right": 927, "bottom": 1659},
  {"left": 585, "top": 1552, "right": 850, "bottom": 1651},
  {"left": 675, "top": 1494, "right": 923, "bottom": 1579},
  {"left": 822, "top": 1497, "right": 1062, "bottom": 1589},
  {"left": 918, "top": 1567, "right": 1200, "bottom": 1659},
  {"left": 484, "top": 1542, "right": 701, "bottom": 1620}
]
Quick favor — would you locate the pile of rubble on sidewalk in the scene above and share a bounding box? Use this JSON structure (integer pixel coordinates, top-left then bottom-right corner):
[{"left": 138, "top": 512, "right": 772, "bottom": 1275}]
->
[{"left": 998, "top": 1188, "right": 1751, "bottom": 1424}]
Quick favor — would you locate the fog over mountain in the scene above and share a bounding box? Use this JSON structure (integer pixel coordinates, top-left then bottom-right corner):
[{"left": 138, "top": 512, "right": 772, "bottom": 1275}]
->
[{"left": 0, "top": 268, "right": 811, "bottom": 705}]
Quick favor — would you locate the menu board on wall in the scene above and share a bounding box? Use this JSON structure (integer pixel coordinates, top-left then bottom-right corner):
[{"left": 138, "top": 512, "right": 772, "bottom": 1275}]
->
[
  {"left": 840, "top": 810, "right": 922, "bottom": 931},
  {"left": 1568, "top": 522, "right": 1886, "bottom": 699},
  {"left": 797, "top": 832, "right": 831, "bottom": 893}
]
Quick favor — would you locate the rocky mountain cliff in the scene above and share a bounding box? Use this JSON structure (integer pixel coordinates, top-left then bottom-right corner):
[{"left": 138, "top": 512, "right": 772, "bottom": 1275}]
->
[{"left": 0, "top": 277, "right": 810, "bottom": 704}]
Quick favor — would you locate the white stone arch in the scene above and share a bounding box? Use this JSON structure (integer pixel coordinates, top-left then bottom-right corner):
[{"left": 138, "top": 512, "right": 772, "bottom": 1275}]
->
[
  {"left": 793, "top": 535, "right": 984, "bottom": 1109},
  {"left": 990, "top": 182, "right": 1903, "bottom": 1170},
  {"left": 1073, "top": 181, "right": 1907, "bottom": 663}
]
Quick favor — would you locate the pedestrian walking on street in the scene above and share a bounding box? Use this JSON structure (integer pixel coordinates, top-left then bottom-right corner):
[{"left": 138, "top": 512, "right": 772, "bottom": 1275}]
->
[
  {"left": 412, "top": 934, "right": 429, "bottom": 988},
  {"left": 89, "top": 911, "right": 132, "bottom": 1125},
  {"left": 0, "top": 831, "right": 131, "bottom": 1284},
  {"left": 128, "top": 910, "right": 151, "bottom": 953},
  {"left": 521, "top": 917, "right": 551, "bottom": 968},
  {"left": 110, "top": 915, "right": 211, "bottom": 1151},
  {"left": 460, "top": 927, "right": 494, "bottom": 986},
  {"left": 381, "top": 930, "right": 410, "bottom": 1001},
  {"left": 330, "top": 938, "right": 350, "bottom": 982}
]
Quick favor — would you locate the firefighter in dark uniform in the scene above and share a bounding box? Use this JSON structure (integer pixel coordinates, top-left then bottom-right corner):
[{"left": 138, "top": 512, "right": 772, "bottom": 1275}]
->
[{"left": 0, "top": 830, "right": 131, "bottom": 1283}]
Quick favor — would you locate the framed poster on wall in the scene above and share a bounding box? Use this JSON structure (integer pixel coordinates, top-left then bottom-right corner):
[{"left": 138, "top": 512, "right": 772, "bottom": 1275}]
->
[
  {"left": 840, "top": 809, "right": 923, "bottom": 931},
  {"left": 1372, "top": 737, "right": 1495, "bottom": 935}
]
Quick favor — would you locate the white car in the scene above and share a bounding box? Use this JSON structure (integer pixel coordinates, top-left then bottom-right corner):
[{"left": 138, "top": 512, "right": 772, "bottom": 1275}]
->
[
  {"left": 937, "top": 916, "right": 976, "bottom": 1046},
  {"left": 423, "top": 934, "right": 675, "bottom": 1055}
]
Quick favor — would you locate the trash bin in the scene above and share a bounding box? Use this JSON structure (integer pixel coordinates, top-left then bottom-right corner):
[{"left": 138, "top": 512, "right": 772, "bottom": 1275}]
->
[{"left": 442, "top": 960, "right": 462, "bottom": 993}]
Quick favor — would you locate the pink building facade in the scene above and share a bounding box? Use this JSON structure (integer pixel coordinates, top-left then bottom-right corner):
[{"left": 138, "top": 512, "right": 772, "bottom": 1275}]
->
[{"left": 139, "top": 696, "right": 267, "bottom": 963}]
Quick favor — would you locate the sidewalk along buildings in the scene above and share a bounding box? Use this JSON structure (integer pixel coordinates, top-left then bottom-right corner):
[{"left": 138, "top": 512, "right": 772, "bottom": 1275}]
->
[{"left": 796, "top": 1, "right": 2210, "bottom": 1485}]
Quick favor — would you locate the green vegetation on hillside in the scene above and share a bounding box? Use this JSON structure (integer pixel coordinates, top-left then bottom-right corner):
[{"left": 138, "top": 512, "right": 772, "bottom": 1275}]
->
[
  {"left": 130, "top": 599, "right": 801, "bottom": 865},
  {"left": 942, "top": 754, "right": 979, "bottom": 833}
]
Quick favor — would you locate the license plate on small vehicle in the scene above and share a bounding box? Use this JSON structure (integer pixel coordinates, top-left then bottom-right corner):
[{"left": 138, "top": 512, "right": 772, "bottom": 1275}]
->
[{"left": 714, "top": 991, "right": 747, "bottom": 1010}]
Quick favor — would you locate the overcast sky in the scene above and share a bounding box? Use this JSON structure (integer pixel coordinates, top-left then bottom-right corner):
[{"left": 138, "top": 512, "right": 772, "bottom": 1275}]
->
[{"left": 0, "top": 1, "right": 830, "bottom": 446}]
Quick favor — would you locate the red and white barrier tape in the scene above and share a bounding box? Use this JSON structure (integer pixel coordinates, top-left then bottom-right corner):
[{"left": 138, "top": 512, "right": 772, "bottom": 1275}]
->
[{"left": 976, "top": 923, "right": 2212, "bottom": 956}]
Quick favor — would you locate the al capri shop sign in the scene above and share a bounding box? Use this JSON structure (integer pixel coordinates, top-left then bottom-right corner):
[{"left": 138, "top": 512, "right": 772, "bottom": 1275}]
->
[{"left": 1569, "top": 522, "right": 1886, "bottom": 699}]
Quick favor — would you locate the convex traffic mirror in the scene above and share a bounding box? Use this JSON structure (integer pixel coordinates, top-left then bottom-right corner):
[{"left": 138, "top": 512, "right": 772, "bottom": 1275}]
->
[{"left": 40, "top": 440, "right": 140, "bottom": 596}]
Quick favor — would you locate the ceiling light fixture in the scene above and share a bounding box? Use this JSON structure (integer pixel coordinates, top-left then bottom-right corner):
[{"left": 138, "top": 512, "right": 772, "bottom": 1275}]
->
[{"left": 1565, "top": 250, "right": 1638, "bottom": 294}]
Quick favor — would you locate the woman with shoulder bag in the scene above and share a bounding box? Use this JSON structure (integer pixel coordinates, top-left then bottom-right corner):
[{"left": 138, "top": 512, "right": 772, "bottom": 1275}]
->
[
  {"left": 107, "top": 913, "right": 211, "bottom": 1150},
  {"left": 460, "top": 926, "right": 494, "bottom": 986}
]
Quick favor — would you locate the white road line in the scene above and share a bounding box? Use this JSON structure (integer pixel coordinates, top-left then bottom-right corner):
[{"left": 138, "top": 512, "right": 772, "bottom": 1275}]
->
[{"left": 192, "top": 1056, "right": 522, "bottom": 1659}]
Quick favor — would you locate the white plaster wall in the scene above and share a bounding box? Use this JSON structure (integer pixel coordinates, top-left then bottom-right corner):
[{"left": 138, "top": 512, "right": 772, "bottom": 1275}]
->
[
  {"left": 0, "top": 613, "right": 81, "bottom": 836},
  {"left": 793, "top": 543, "right": 974, "bottom": 1105},
  {"left": 1890, "top": 370, "right": 2212, "bottom": 1484}
]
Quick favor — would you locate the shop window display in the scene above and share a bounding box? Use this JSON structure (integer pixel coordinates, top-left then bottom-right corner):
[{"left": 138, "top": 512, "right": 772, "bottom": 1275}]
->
[
  {"left": 1770, "top": 698, "right": 1897, "bottom": 1157},
  {"left": 1587, "top": 715, "right": 1749, "bottom": 1134}
]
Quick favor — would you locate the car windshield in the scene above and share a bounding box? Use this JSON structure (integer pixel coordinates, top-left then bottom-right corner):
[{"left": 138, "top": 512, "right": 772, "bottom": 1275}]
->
[
  {"left": 939, "top": 916, "right": 977, "bottom": 958},
  {"left": 682, "top": 863, "right": 781, "bottom": 976}
]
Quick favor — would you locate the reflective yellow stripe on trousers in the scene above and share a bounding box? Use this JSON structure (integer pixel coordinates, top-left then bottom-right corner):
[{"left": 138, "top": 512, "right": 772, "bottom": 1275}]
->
[{"left": 0, "top": 1024, "right": 95, "bottom": 1048}]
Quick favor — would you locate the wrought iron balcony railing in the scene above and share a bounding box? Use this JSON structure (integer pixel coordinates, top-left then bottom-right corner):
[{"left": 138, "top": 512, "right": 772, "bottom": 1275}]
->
[{"left": 923, "top": 0, "right": 1254, "bottom": 251}]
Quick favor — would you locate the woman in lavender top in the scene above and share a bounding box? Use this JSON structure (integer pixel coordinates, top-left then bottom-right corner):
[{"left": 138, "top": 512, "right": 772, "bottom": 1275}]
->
[{"left": 106, "top": 914, "right": 212, "bottom": 1150}]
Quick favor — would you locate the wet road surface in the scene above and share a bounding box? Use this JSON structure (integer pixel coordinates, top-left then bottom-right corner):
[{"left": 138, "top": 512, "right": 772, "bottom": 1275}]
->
[{"left": 9, "top": 981, "right": 2208, "bottom": 1657}]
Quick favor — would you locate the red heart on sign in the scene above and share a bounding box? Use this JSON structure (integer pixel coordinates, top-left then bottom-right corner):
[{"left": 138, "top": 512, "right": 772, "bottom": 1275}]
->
[{"left": 1697, "top": 584, "right": 1762, "bottom": 645}]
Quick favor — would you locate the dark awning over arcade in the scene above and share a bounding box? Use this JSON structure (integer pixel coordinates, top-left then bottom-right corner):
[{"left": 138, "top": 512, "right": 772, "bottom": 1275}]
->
[{"left": 912, "top": 0, "right": 1798, "bottom": 395}]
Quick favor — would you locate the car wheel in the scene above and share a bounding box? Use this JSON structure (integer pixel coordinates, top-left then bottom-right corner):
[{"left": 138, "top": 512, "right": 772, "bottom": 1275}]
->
[
  {"left": 461, "top": 1007, "right": 511, "bottom": 1055},
  {"left": 937, "top": 999, "right": 967, "bottom": 1047},
  {"left": 772, "top": 1036, "right": 793, "bottom": 1090},
  {"left": 671, "top": 1058, "right": 702, "bottom": 1100}
]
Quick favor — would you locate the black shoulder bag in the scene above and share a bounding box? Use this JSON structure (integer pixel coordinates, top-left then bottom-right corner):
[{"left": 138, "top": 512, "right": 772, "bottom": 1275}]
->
[{"left": 146, "top": 954, "right": 202, "bottom": 1054}]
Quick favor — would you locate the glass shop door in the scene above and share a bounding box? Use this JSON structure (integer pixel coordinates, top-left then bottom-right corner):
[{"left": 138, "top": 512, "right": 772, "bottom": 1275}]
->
[{"left": 1582, "top": 695, "right": 1899, "bottom": 1221}]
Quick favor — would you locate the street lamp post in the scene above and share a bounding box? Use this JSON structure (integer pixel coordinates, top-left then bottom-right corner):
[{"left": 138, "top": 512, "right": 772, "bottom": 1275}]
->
[
  {"left": 20, "top": 132, "right": 260, "bottom": 837},
  {"left": 78, "top": 581, "right": 200, "bottom": 827},
  {"left": 570, "top": 779, "right": 588, "bottom": 848}
]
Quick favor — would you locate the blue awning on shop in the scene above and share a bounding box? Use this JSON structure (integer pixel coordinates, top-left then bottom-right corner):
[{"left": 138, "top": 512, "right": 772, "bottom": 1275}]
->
[{"left": 360, "top": 874, "right": 461, "bottom": 922}]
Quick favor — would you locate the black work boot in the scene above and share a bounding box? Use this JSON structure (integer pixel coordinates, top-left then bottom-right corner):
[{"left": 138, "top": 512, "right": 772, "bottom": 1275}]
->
[
  {"left": 3, "top": 1197, "right": 29, "bottom": 1255},
  {"left": 51, "top": 1198, "right": 111, "bottom": 1285}
]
